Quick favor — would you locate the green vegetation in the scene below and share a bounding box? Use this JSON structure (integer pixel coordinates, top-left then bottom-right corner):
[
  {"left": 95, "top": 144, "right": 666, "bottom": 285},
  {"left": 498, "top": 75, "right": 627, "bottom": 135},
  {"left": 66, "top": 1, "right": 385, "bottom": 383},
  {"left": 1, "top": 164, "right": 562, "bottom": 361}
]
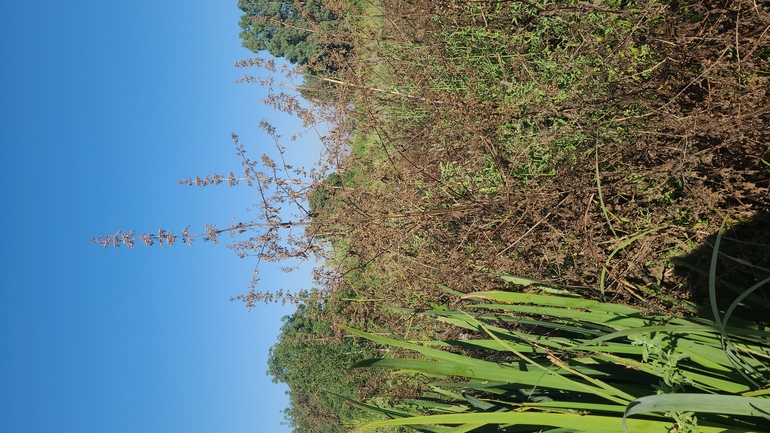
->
[
  {"left": 267, "top": 303, "right": 390, "bottom": 433},
  {"left": 95, "top": 0, "right": 770, "bottom": 431},
  {"left": 347, "top": 239, "right": 770, "bottom": 431},
  {"left": 237, "top": 0, "right": 350, "bottom": 67}
]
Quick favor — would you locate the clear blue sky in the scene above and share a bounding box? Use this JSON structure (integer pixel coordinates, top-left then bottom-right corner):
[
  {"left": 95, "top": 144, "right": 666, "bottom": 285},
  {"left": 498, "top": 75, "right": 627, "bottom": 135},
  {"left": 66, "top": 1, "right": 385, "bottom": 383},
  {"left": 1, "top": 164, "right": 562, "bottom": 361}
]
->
[{"left": 0, "top": 1, "right": 323, "bottom": 432}]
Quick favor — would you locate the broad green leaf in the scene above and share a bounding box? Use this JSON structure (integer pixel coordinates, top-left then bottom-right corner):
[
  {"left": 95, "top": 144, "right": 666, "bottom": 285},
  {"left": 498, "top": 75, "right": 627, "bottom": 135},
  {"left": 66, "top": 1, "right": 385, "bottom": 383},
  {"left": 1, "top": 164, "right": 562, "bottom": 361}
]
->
[
  {"left": 359, "top": 411, "right": 742, "bottom": 433},
  {"left": 623, "top": 394, "right": 770, "bottom": 432},
  {"left": 462, "top": 291, "right": 640, "bottom": 315}
]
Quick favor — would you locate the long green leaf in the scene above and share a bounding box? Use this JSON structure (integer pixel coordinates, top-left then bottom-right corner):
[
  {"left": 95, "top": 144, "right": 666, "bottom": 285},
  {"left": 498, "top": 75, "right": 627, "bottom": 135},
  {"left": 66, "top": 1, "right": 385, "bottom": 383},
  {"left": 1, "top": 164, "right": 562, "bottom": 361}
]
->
[
  {"left": 464, "top": 314, "right": 635, "bottom": 404},
  {"left": 359, "top": 411, "right": 751, "bottom": 433},
  {"left": 343, "top": 326, "right": 486, "bottom": 367},
  {"left": 709, "top": 225, "right": 725, "bottom": 332},
  {"left": 439, "top": 309, "right": 611, "bottom": 336},
  {"left": 577, "top": 324, "right": 770, "bottom": 348},
  {"left": 351, "top": 358, "right": 623, "bottom": 397},
  {"left": 723, "top": 275, "right": 770, "bottom": 334},
  {"left": 469, "top": 303, "right": 647, "bottom": 330},
  {"left": 623, "top": 394, "right": 770, "bottom": 432},
  {"left": 462, "top": 292, "right": 640, "bottom": 315}
]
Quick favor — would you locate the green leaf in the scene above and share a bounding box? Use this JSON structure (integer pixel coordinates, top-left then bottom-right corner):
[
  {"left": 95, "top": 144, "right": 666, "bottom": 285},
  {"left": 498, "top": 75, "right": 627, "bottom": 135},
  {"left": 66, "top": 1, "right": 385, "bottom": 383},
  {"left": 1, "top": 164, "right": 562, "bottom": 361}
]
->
[
  {"left": 360, "top": 412, "right": 684, "bottom": 432},
  {"left": 623, "top": 394, "right": 770, "bottom": 432},
  {"left": 462, "top": 291, "right": 640, "bottom": 315},
  {"left": 350, "top": 358, "right": 622, "bottom": 397}
]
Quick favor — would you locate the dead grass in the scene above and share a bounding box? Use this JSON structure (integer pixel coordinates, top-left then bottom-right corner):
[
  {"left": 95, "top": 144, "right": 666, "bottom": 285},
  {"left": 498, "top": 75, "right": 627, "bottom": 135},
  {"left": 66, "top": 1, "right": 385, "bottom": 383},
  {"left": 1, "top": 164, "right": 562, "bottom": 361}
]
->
[{"left": 303, "top": 0, "right": 770, "bottom": 330}]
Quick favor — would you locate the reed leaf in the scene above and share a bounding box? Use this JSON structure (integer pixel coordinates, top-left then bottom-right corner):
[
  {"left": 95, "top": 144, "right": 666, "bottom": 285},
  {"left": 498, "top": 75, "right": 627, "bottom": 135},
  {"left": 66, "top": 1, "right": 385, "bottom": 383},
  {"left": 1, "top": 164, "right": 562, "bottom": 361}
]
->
[
  {"left": 359, "top": 411, "right": 750, "bottom": 432},
  {"left": 623, "top": 394, "right": 770, "bottom": 432}
]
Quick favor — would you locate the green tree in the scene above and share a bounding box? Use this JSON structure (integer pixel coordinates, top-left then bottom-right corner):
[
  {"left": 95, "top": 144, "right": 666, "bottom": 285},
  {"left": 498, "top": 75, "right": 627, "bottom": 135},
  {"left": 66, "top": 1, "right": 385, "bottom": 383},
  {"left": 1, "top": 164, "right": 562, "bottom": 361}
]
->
[
  {"left": 237, "top": 0, "right": 347, "bottom": 66},
  {"left": 268, "top": 303, "right": 378, "bottom": 432}
]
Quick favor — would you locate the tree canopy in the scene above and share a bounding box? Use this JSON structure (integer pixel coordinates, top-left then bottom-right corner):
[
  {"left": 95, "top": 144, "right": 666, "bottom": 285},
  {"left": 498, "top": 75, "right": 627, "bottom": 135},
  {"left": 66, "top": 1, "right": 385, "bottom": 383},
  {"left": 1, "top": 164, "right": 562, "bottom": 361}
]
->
[
  {"left": 267, "top": 303, "right": 379, "bottom": 433},
  {"left": 237, "top": 0, "right": 345, "bottom": 66}
]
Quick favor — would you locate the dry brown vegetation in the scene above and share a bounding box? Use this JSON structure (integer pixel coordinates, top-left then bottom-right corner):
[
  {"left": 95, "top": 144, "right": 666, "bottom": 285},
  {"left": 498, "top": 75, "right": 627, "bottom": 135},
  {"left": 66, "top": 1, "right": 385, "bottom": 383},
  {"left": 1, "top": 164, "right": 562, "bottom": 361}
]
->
[{"left": 290, "top": 0, "right": 770, "bottom": 330}]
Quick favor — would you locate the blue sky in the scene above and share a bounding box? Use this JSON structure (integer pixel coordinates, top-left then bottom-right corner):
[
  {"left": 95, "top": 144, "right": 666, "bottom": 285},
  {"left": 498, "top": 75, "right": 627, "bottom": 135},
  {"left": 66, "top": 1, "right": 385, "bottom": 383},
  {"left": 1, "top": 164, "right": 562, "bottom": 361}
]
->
[{"left": 0, "top": 1, "right": 322, "bottom": 432}]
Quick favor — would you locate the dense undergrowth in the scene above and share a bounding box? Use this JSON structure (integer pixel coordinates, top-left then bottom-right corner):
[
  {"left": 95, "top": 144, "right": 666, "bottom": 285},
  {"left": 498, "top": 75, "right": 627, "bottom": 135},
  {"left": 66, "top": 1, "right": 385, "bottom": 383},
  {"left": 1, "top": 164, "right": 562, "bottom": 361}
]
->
[
  {"left": 305, "top": 0, "right": 770, "bottom": 319},
  {"left": 255, "top": 0, "right": 770, "bottom": 429},
  {"left": 95, "top": 0, "right": 770, "bottom": 431}
]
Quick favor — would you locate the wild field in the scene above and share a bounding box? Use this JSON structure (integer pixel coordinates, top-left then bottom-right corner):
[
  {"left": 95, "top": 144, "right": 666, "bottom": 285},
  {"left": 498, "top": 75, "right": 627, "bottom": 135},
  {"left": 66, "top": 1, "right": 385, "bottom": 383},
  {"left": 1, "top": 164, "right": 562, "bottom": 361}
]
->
[{"left": 96, "top": 0, "right": 770, "bottom": 431}]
